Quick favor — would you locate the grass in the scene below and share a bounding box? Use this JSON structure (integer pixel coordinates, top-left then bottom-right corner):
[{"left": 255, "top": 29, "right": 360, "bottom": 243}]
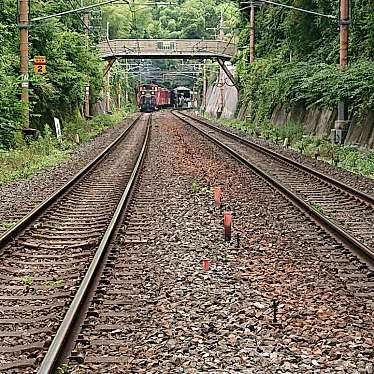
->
[
  {"left": 0, "top": 110, "right": 130, "bottom": 185},
  {"left": 44, "top": 279, "right": 64, "bottom": 287},
  {"left": 191, "top": 180, "right": 199, "bottom": 193},
  {"left": 201, "top": 186, "right": 213, "bottom": 195},
  {"left": 20, "top": 275, "right": 33, "bottom": 287},
  {"left": 190, "top": 180, "right": 213, "bottom": 195},
  {"left": 311, "top": 202, "right": 324, "bottom": 214},
  {"left": 56, "top": 364, "right": 71, "bottom": 373},
  {"left": 0, "top": 137, "right": 69, "bottom": 184},
  {"left": 0, "top": 221, "right": 17, "bottom": 230}
]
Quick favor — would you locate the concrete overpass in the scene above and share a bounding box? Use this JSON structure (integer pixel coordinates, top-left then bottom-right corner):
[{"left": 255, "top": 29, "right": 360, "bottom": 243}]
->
[{"left": 98, "top": 39, "right": 237, "bottom": 61}]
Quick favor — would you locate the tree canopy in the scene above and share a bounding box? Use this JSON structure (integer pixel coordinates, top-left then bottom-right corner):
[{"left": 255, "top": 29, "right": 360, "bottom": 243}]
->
[
  {"left": 103, "top": 0, "right": 239, "bottom": 40},
  {"left": 0, "top": 0, "right": 104, "bottom": 147},
  {"left": 235, "top": 0, "right": 373, "bottom": 124}
]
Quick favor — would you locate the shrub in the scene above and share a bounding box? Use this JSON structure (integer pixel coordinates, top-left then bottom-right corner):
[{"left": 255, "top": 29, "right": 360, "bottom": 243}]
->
[{"left": 0, "top": 118, "right": 18, "bottom": 150}]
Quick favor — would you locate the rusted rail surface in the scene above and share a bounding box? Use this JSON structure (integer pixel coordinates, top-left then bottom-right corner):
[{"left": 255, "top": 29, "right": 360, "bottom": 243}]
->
[{"left": 173, "top": 110, "right": 374, "bottom": 267}]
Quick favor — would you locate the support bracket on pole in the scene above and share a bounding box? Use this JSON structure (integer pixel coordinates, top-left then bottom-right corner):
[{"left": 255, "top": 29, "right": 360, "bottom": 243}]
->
[
  {"left": 17, "top": 23, "right": 31, "bottom": 29},
  {"left": 339, "top": 18, "right": 351, "bottom": 25},
  {"left": 103, "top": 58, "right": 116, "bottom": 77},
  {"left": 216, "top": 58, "right": 239, "bottom": 90}
]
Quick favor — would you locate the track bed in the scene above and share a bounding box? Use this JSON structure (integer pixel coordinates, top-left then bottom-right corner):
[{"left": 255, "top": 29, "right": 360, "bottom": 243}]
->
[
  {"left": 65, "top": 111, "right": 373, "bottom": 373},
  {"left": 0, "top": 115, "right": 149, "bottom": 372}
]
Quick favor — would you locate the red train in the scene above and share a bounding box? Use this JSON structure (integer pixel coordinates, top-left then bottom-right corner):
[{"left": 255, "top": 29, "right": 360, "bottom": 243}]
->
[
  {"left": 135, "top": 83, "right": 192, "bottom": 112},
  {"left": 136, "top": 83, "right": 171, "bottom": 112}
]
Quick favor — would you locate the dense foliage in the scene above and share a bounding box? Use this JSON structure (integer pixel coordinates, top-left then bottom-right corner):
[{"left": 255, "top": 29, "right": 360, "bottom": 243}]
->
[
  {"left": 0, "top": 0, "right": 104, "bottom": 149},
  {"left": 0, "top": 1, "right": 22, "bottom": 148},
  {"left": 238, "top": 58, "right": 374, "bottom": 125},
  {"left": 236, "top": 0, "right": 374, "bottom": 124},
  {"left": 103, "top": 0, "right": 238, "bottom": 40}
]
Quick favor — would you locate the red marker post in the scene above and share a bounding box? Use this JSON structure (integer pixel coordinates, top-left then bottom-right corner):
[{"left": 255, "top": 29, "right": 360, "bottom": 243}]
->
[
  {"left": 202, "top": 259, "right": 210, "bottom": 271},
  {"left": 213, "top": 187, "right": 222, "bottom": 208},
  {"left": 223, "top": 211, "right": 232, "bottom": 242}
]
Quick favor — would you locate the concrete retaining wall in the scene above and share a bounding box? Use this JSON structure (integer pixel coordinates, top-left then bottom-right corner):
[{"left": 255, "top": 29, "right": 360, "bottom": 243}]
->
[
  {"left": 238, "top": 101, "right": 374, "bottom": 149},
  {"left": 204, "top": 66, "right": 238, "bottom": 119}
]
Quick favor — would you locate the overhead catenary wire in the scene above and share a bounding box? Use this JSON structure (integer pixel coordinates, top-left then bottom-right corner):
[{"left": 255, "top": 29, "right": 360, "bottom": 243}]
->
[
  {"left": 31, "top": 0, "right": 129, "bottom": 22},
  {"left": 64, "top": 0, "right": 90, "bottom": 30},
  {"left": 240, "top": 0, "right": 337, "bottom": 19}
]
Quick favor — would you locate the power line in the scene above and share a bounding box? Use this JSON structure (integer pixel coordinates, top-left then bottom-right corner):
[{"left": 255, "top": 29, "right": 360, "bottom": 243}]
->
[
  {"left": 64, "top": 0, "right": 90, "bottom": 30},
  {"left": 240, "top": 0, "right": 337, "bottom": 19},
  {"left": 31, "top": 0, "right": 129, "bottom": 22}
]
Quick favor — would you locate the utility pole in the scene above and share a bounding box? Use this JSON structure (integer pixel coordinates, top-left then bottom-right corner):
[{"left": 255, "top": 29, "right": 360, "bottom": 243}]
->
[
  {"left": 83, "top": 8, "right": 90, "bottom": 118},
  {"left": 202, "top": 60, "right": 207, "bottom": 111},
  {"left": 114, "top": 72, "right": 121, "bottom": 111},
  {"left": 125, "top": 60, "right": 129, "bottom": 105},
  {"left": 105, "top": 59, "right": 112, "bottom": 113},
  {"left": 333, "top": 0, "right": 350, "bottom": 144},
  {"left": 249, "top": 3, "right": 255, "bottom": 64},
  {"left": 106, "top": 21, "right": 110, "bottom": 39},
  {"left": 19, "top": 0, "right": 30, "bottom": 128},
  {"left": 339, "top": 0, "right": 349, "bottom": 67},
  {"left": 218, "top": 9, "right": 225, "bottom": 118}
]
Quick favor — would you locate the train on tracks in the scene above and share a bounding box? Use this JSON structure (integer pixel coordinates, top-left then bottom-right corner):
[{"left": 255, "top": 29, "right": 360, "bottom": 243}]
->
[{"left": 136, "top": 83, "right": 191, "bottom": 112}]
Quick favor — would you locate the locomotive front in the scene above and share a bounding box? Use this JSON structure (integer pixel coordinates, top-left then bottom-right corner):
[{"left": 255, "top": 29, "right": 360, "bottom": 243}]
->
[{"left": 136, "top": 84, "right": 158, "bottom": 112}]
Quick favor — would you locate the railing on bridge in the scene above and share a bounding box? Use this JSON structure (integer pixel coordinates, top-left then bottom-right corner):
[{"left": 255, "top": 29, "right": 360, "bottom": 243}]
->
[{"left": 98, "top": 39, "right": 237, "bottom": 60}]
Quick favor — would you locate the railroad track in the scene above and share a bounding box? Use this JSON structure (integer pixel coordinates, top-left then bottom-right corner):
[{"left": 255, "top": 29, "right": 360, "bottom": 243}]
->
[
  {"left": 0, "top": 113, "right": 151, "bottom": 373},
  {"left": 173, "top": 110, "right": 374, "bottom": 268},
  {"left": 59, "top": 111, "right": 373, "bottom": 372},
  {"left": 4, "top": 110, "right": 369, "bottom": 373}
]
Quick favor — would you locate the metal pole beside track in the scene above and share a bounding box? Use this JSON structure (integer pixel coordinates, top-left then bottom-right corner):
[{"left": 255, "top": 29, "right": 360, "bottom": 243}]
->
[
  {"left": 19, "top": 0, "right": 30, "bottom": 128},
  {"left": 249, "top": 3, "right": 255, "bottom": 64},
  {"left": 83, "top": 11, "right": 90, "bottom": 118},
  {"left": 332, "top": 0, "right": 350, "bottom": 144}
]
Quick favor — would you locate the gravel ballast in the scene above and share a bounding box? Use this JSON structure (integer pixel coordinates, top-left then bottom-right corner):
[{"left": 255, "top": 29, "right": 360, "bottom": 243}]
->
[{"left": 70, "top": 111, "right": 373, "bottom": 373}]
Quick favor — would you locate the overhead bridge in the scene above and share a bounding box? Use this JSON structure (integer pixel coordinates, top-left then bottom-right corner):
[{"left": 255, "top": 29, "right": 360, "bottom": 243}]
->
[{"left": 98, "top": 39, "right": 237, "bottom": 61}]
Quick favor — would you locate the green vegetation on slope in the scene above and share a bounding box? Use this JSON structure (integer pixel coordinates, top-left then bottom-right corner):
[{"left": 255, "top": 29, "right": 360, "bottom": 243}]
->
[
  {"left": 235, "top": 0, "right": 374, "bottom": 127},
  {"left": 0, "top": 110, "right": 129, "bottom": 184},
  {"left": 237, "top": 58, "right": 374, "bottom": 126},
  {"left": 103, "top": 0, "right": 238, "bottom": 40},
  {"left": 0, "top": 0, "right": 106, "bottom": 150}
]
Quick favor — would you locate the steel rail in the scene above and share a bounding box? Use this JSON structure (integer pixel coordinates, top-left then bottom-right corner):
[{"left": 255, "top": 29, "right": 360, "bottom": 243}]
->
[
  {"left": 0, "top": 113, "right": 142, "bottom": 251},
  {"left": 177, "top": 111, "right": 374, "bottom": 206},
  {"left": 173, "top": 111, "right": 374, "bottom": 267},
  {"left": 37, "top": 114, "right": 152, "bottom": 374}
]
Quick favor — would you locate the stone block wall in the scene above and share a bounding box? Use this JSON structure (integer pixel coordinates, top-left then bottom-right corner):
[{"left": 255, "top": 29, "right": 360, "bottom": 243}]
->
[
  {"left": 254, "top": 102, "right": 374, "bottom": 149},
  {"left": 204, "top": 66, "right": 239, "bottom": 119}
]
